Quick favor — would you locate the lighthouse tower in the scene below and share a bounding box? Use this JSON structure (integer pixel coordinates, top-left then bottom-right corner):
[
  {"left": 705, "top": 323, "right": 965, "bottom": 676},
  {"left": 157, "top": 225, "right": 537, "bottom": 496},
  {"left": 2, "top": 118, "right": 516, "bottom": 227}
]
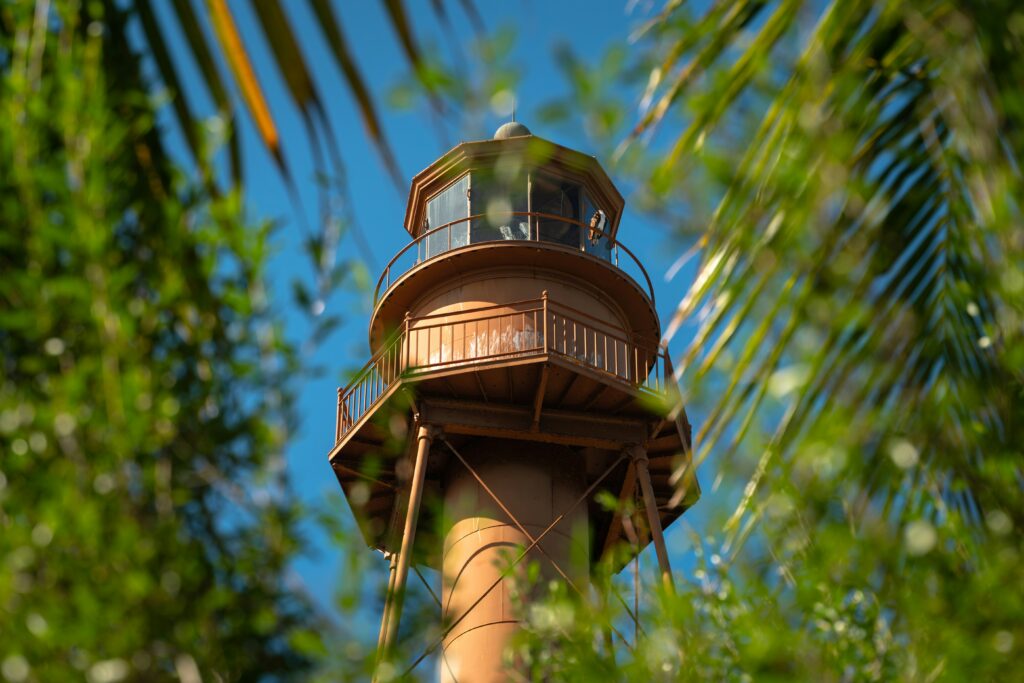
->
[{"left": 329, "top": 122, "right": 699, "bottom": 681}]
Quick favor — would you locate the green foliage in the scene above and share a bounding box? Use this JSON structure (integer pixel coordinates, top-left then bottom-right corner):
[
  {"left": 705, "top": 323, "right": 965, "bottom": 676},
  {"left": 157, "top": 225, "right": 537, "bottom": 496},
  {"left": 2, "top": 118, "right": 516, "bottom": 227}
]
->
[
  {"left": 4, "top": 0, "right": 1023, "bottom": 680},
  {"left": 0, "top": 1, "right": 323, "bottom": 679},
  {"left": 514, "top": 0, "right": 1024, "bottom": 680}
]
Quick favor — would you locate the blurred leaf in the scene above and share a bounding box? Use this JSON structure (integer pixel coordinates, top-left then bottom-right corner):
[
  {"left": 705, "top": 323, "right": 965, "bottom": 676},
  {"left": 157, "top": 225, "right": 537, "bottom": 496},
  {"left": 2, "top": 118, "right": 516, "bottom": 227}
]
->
[
  {"left": 205, "top": 0, "right": 290, "bottom": 180},
  {"left": 307, "top": 0, "right": 403, "bottom": 188},
  {"left": 169, "top": 0, "right": 242, "bottom": 184}
]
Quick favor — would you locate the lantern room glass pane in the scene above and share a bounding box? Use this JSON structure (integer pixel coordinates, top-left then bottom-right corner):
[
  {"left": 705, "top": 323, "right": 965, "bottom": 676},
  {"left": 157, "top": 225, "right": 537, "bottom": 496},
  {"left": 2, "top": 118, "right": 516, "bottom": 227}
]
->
[
  {"left": 532, "top": 175, "right": 581, "bottom": 249},
  {"left": 470, "top": 170, "right": 528, "bottom": 243},
  {"left": 425, "top": 175, "right": 470, "bottom": 259}
]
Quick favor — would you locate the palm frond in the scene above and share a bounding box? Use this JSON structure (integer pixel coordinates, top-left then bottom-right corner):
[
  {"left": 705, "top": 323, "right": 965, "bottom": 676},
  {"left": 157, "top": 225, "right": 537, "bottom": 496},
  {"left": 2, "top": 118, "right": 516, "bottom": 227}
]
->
[
  {"left": 308, "top": 0, "right": 403, "bottom": 188},
  {"left": 169, "top": 0, "right": 242, "bottom": 184},
  {"left": 131, "top": 0, "right": 469, "bottom": 196},
  {"left": 633, "top": 0, "right": 1022, "bottom": 540},
  {"left": 205, "top": 0, "right": 289, "bottom": 181},
  {"left": 381, "top": 0, "right": 447, "bottom": 116}
]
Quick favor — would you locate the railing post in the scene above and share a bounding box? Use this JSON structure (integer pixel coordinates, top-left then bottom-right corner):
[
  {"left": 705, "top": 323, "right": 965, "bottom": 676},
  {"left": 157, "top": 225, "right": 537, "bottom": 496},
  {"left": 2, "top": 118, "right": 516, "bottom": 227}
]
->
[
  {"left": 403, "top": 311, "right": 412, "bottom": 373},
  {"left": 662, "top": 345, "right": 673, "bottom": 394},
  {"left": 335, "top": 387, "right": 342, "bottom": 443},
  {"left": 541, "top": 291, "right": 549, "bottom": 352},
  {"left": 659, "top": 350, "right": 665, "bottom": 392}
]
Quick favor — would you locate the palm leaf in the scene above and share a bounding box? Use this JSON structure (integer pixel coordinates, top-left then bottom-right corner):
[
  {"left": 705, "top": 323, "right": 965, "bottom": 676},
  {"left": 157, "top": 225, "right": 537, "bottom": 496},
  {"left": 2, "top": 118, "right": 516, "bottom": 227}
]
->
[
  {"left": 133, "top": 0, "right": 211, "bottom": 185},
  {"left": 205, "top": 0, "right": 290, "bottom": 182},
  {"left": 381, "top": 0, "right": 447, "bottom": 114},
  {"left": 633, "top": 0, "right": 1022, "bottom": 542},
  {"left": 248, "top": 0, "right": 338, "bottom": 182},
  {"left": 308, "top": 0, "right": 403, "bottom": 188},
  {"left": 129, "top": 0, "right": 474, "bottom": 208},
  {"left": 169, "top": 0, "right": 242, "bottom": 185}
]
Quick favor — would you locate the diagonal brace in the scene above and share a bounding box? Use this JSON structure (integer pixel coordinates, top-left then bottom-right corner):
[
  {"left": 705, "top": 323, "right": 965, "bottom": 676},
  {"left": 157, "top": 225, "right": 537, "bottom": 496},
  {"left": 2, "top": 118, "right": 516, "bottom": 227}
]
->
[
  {"left": 403, "top": 451, "right": 630, "bottom": 677},
  {"left": 439, "top": 435, "right": 583, "bottom": 595},
  {"left": 441, "top": 436, "right": 638, "bottom": 649}
]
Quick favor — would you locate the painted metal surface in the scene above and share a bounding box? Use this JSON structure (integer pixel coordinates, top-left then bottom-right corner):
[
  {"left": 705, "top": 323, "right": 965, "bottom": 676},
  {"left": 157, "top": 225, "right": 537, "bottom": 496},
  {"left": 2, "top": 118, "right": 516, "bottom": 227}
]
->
[
  {"left": 375, "top": 212, "right": 654, "bottom": 304},
  {"left": 402, "top": 135, "right": 625, "bottom": 240},
  {"left": 327, "top": 125, "right": 699, "bottom": 681},
  {"left": 440, "top": 440, "right": 588, "bottom": 681},
  {"left": 335, "top": 295, "right": 668, "bottom": 440}
]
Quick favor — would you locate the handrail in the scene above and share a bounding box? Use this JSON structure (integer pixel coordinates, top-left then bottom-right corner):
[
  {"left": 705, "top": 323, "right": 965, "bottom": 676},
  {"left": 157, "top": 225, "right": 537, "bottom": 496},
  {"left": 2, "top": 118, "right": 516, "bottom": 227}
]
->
[
  {"left": 334, "top": 296, "right": 669, "bottom": 442},
  {"left": 546, "top": 300, "right": 661, "bottom": 349},
  {"left": 372, "top": 212, "right": 656, "bottom": 306},
  {"left": 406, "top": 296, "right": 544, "bottom": 323}
]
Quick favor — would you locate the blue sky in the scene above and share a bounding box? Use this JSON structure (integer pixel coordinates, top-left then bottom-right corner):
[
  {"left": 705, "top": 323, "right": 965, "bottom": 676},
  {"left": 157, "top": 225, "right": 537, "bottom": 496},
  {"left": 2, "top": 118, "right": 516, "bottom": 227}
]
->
[{"left": 144, "top": 0, "right": 711, "bottom": 634}]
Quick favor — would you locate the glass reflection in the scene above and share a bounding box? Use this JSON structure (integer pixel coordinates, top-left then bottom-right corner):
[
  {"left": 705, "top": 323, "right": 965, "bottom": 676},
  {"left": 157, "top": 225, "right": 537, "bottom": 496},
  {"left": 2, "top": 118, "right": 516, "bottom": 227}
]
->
[
  {"left": 471, "top": 170, "right": 528, "bottom": 243},
  {"left": 418, "top": 170, "right": 613, "bottom": 264},
  {"left": 533, "top": 174, "right": 581, "bottom": 248},
  {"left": 425, "top": 175, "right": 469, "bottom": 259}
]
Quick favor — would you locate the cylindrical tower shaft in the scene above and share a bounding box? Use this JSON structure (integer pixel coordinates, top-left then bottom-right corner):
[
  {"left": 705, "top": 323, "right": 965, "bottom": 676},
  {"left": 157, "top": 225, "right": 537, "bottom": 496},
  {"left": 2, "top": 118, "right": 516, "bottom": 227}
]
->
[{"left": 440, "top": 440, "right": 589, "bottom": 682}]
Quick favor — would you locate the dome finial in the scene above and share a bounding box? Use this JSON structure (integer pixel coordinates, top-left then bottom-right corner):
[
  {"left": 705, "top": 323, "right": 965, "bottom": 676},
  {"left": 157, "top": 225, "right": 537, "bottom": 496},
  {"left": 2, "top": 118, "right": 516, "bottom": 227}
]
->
[{"left": 493, "top": 119, "right": 531, "bottom": 140}]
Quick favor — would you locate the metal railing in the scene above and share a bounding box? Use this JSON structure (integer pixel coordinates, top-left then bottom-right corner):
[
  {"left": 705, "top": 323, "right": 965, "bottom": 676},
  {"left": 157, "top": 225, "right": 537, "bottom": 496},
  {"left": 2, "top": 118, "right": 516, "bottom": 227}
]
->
[
  {"left": 335, "top": 295, "right": 669, "bottom": 442},
  {"left": 373, "top": 212, "right": 656, "bottom": 305}
]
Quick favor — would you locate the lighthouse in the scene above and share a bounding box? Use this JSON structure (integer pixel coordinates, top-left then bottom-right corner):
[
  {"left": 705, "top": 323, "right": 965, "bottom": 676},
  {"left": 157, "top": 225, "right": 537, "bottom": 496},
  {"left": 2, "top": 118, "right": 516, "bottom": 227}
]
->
[{"left": 329, "top": 121, "right": 699, "bottom": 681}]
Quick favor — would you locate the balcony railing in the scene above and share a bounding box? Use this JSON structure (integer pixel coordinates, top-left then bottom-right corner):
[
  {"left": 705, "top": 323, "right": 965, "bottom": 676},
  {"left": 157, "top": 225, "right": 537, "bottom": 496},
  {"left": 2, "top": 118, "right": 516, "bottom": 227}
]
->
[
  {"left": 373, "top": 212, "right": 656, "bottom": 305},
  {"left": 335, "top": 296, "right": 669, "bottom": 442}
]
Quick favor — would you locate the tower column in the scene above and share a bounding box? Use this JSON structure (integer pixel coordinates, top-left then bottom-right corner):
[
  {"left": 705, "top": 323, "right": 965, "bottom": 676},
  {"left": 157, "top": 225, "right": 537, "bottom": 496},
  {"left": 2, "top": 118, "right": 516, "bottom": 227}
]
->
[
  {"left": 375, "top": 423, "right": 437, "bottom": 678},
  {"left": 631, "top": 445, "right": 674, "bottom": 592},
  {"left": 440, "top": 439, "right": 589, "bottom": 682}
]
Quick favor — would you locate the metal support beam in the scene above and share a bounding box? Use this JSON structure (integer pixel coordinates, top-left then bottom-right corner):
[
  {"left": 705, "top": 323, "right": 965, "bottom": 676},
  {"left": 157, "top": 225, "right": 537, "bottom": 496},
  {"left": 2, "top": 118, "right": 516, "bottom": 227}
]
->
[
  {"left": 374, "top": 422, "right": 436, "bottom": 679},
  {"left": 374, "top": 552, "right": 398, "bottom": 660},
  {"left": 631, "top": 445, "right": 674, "bottom": 593},
  {"left": 601, "top": 461, "right": 636, "bottom": 558},
  {"left": 581, "top": 383, "right": 611, "bottom": 411},
  {"left": 531, "top": 364, "right": 549, "bottom": 431},
  {"left": 474, "top": 372, "right": 489, "bottom": 403},
  {"left": 330, "top": 463, "right": 397, "bottom": 491},
  {"left": 419, "top": 397, "right": 648, "bottom": 450},
  {"left": 553, "top": 369, "right": 582, "bottom": 406},
  {"left": 413, "top": 565, "right": 441, "bottom": 609}
]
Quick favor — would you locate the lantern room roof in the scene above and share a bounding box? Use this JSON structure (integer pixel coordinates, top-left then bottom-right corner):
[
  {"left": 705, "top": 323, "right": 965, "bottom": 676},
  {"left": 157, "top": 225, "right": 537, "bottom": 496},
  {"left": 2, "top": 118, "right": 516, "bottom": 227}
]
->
[{"left": 403, "top": 132, "right": 626, "bottom": 240}]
